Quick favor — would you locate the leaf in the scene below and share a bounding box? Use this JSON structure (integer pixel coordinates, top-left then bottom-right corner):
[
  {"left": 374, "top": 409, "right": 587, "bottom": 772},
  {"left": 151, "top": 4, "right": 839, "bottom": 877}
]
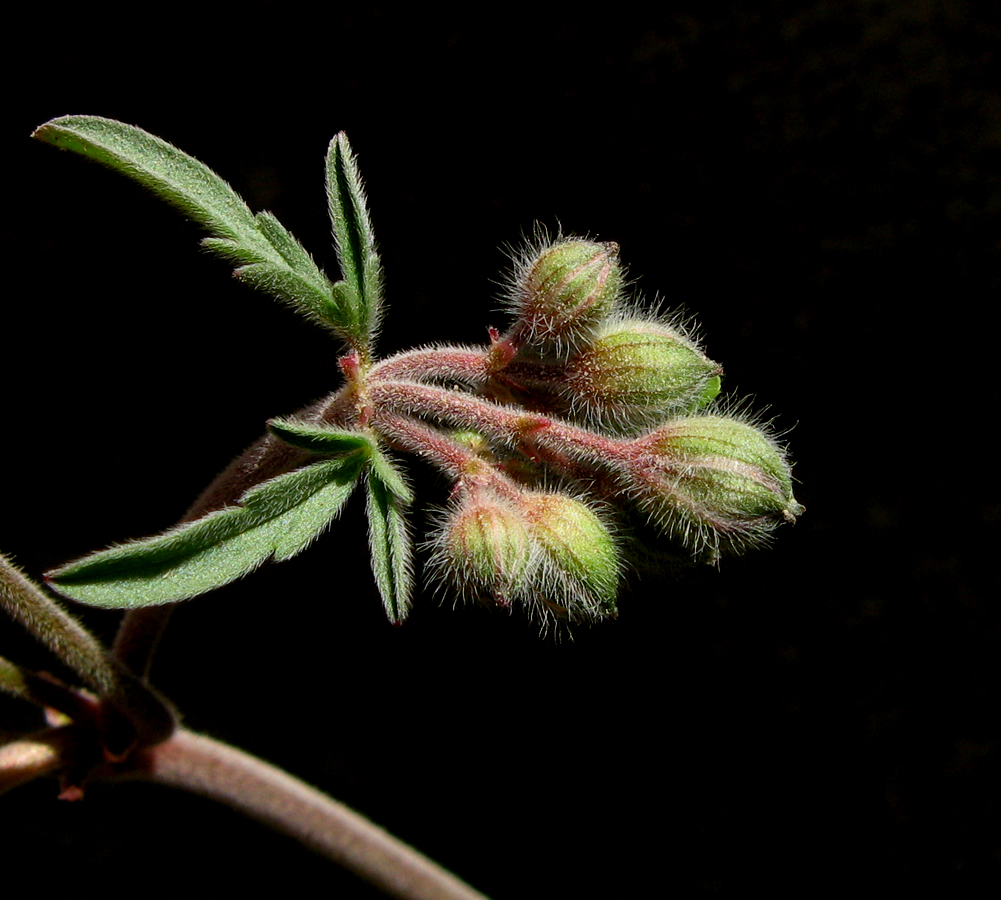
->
[
  {"left": 268, "top": 420, "right": 413, "bottom": 503},
  {"left": 368, "top": 446, "right": 414, "bottom": 504},
  {"left": 33, "top": 115, "right": 271, "bottom": 255},
  {"left": 268, "top": 419, "right": 375, "bottom": 456},
  {"left": 33, "top": 116, "right": 353, "bottom": 337},
  {"left": 326, "top": 132, "right": 384, "bottom": 348},
  {"left": 235, "top": 262, "right": 346, "bottom": 327},
  {"left": 365, "top": 468, "right": 413, "bottom": 624},
  {"left": 46, "top": 456, "right": 365, "bottom": 609}
]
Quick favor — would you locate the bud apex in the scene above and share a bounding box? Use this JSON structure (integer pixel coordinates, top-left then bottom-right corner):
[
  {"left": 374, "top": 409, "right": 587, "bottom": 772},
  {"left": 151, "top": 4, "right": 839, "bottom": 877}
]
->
[
  {"left": 625, "top": 415, "right": 803, "bottom": 559},
  {"left": 563, "top": 318, "right": 722, "bottom": 432},
  {"left": 512, "top": 239, "right": 622, "bottom": 351},
  {"left": 521, "top": 493, "right": 619, "bottom": 620}
]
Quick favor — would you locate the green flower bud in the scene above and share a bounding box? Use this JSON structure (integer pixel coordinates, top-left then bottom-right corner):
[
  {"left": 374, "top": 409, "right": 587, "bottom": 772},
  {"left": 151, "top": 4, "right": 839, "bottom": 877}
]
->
[
  {"left": 431, "top": 485, "right": 620, "bottom": 626},
  {"left": 521, "top": 493, "right": 619, "bottom": 621},
  {"left": 625, "top": 415, "right": 803, "bottom": 559},
  {"left": 564, "top": 318, "right": 722, "bottom": 432},
  {"left": 436, "top": 494, "right": 534, "bottom": 606},
  {"left": 512, "top": 239, "right": 622, "bottom": 351},
  {"left": 450, "top": 429, "right": 493, "bottom": 458}
]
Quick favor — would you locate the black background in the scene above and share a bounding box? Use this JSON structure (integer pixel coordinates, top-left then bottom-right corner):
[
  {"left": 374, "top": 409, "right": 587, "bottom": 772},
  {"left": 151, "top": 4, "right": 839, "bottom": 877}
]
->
[{"left": 4, "top": 2, "right": 999, "bottom": 894}]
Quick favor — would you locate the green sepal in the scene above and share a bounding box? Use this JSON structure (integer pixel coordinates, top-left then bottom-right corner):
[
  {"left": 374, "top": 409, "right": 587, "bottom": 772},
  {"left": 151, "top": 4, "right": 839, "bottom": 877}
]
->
[
  {"left": 326, "top": 132, "right": 384, "bottom": 349},
  {"left": 365, "top": 467, "right": 412, "bottom": 624},
  {"left": 694, "top": 374, "right": 722, "bottom": 409},
  {"left": 46, "top": 456, "right": 366, "bottom": 609}
]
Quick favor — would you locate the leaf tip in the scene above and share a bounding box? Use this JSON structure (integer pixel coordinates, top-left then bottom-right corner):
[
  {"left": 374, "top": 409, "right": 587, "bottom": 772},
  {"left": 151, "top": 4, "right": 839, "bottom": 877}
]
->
[{"left": 30, "top": 122, "right": 57, "bottom": 144}]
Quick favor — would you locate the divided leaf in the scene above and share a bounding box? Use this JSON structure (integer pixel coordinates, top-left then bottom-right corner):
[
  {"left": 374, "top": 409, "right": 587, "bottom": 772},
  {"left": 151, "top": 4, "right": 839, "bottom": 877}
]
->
[
  {"left": 267, "top": 418, "right": 413, "bottom": 621},
  {"left": 32, "top": 115, "right": 267, "bottom": 250},
  {"left": 32, "top": 116, "right": 357, "bottom": 340},
  {"left": 46, "top": 455, "right": 366, "bottom": 609}
]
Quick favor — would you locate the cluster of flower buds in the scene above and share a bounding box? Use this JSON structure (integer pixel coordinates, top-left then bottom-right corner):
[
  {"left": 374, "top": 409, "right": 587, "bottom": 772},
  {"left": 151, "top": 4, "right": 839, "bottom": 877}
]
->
[
  {"left": 428, "top": 473, "right": 619, "bottom": 623},
  {"left": 364, "top": 234, "right": 802, "bottom": 627}
]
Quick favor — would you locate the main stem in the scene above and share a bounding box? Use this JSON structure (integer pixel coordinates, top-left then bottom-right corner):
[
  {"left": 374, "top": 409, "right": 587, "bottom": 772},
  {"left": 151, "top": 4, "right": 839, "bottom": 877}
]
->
[{"left": 139, "top": 728, "right": 489, "bottom": 900}]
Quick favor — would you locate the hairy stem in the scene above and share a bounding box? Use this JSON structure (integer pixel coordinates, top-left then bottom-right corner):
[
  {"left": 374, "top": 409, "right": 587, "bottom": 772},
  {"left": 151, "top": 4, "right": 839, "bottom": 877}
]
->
[
  {"left": 369, "top": 380, "right": 622, "bottom": 463},
  {"left": 137, "top": 728, "right": 489, "bottom": 900},
  {"left": 371, "top": 347, "right": 490, "bottom": 386},
  {"left": 2, "top": 555, "right": 174, "bottom": 752},
  {"left": 1, "top": 554, "right": 116, "bottom": 697}
]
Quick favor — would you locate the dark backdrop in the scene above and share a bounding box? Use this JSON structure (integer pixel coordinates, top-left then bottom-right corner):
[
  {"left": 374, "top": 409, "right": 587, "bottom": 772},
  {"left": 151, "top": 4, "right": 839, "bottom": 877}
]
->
[{"left": 4, "top": 3, "right": 998, "bottom": 894}]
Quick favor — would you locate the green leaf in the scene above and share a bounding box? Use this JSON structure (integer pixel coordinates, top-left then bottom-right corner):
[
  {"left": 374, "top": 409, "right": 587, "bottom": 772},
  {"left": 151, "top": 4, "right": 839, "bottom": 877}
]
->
[
  {"left": 368, "top": 447, "right": 414, "bottom": 504},
  {"left": 365, "top": 469, "right": 412, "bottom": 624},
  {"left": 326, "top": 132, "right": 384, "bottom": 349},
  {"left": 235, "top": 262, "right": 346, "bottom": 327},
  {"left": 268, "top": 419, "right": 375, "bottom": 456},
  {"left": 268, "top": 420, "right": 413, "bottom": 502},
  {"left": 33, "top": 116, "right": 354, "bottom": 337},
  {"left": 33, "top": 115, "right": 271, "bottom": 255},
  {"left": 46, "top": 456, "right": 365, "bottom": 609},
  {"left": 253, "top": 211, "right": 339, "bottom": 317}
]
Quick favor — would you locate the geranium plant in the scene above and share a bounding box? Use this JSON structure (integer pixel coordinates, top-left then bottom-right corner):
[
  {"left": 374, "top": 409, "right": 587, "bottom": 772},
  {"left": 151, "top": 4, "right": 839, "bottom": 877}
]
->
[{"left": 1, "top": 116, "right": 802, "bottom": 898}]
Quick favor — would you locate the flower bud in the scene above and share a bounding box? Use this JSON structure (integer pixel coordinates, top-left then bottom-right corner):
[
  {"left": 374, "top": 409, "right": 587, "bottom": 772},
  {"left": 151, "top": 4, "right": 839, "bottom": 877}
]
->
[
  {"left": 450, "top": 429, "right": 493, "bottom": 458},
  {"left": 624, "top": 415, "right": 803, "bottom": 559},
  {"left": 563, "top": 319, "right": 722, "bottom": 432},
  {"left": 512, "top": 239, "right": 622, "bottom": 351},
  {"left": 521, "top": 492, "right": 619, "bottom": 621},
  {"left": 435, "top": 493, "right": 534, "bottom": 606}
]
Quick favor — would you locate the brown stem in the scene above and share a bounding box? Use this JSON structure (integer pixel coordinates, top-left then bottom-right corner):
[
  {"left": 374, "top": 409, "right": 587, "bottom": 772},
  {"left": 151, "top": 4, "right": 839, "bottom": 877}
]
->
[
  {"left": 1, "top": 555, "right": 174, "bottom": 752},
  {"left": 136, "top": 728, "right": 490, "bottom": 900}
]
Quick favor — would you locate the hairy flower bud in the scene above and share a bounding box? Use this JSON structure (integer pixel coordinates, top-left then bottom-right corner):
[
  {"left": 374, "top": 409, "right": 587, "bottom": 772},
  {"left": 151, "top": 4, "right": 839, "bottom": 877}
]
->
[
  {"left": 563, "top": 318, "right": 722, "bottom": 432},
  {"left": 521, "top": 493, "right": 619, "bottom": 621},
  {"left": 622, "top": 415, "right": 803, "bottom": 559},
  {"left": 433, "top": 492, "right": 533, "bottom": 606},
  {"left": 511, "top": 239, "right": 622, "bottom": 352},
  {"left": 430, "top": 485, "right": 619, "bottom": 626}
]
